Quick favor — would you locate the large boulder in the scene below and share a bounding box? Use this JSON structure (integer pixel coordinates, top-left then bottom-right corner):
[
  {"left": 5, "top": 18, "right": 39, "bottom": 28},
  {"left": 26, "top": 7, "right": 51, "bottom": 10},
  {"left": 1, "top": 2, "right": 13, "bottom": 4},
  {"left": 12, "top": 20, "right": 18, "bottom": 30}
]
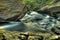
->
[
  {"left": 40, "top": 1, "right": 60, "bottom": 17},
  {"left": 0, "top": 0, "right": 27, "bottom": 21}
]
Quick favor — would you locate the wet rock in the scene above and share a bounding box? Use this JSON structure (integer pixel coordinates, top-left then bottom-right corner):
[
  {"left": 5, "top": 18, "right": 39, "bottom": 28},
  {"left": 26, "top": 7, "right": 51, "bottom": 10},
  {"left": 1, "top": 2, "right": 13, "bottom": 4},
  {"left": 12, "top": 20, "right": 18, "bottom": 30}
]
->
[
  {"left": 21, "top": 11, "right": 45, "bottom": 22},
  {"left": 40, "top": 1, "right": 60, "bottom": 18},
  {"left": 0, "top": 0, "right": 27, "bottom": 21},
  {"left": 21, "top": 11, "right": 60, "bottom": 34}
]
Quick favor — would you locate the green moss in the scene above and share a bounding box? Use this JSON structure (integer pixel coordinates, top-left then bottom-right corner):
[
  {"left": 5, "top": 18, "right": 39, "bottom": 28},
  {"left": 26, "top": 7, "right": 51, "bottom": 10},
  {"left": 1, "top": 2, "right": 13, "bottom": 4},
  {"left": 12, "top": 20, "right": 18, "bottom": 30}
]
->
[{"left": 23, "top": 0, "right": 55, "bottom": 11}]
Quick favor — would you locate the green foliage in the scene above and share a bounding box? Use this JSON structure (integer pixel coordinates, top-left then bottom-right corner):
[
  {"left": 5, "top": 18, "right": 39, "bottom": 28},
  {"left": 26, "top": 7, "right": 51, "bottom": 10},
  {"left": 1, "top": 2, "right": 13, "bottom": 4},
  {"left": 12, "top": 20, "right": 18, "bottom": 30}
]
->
[
  {"left": 23, "top": 0, "right": 55, "bottom": 11},
  {"left": 24, "top": 0, "right": 35, "bottom": 4}
]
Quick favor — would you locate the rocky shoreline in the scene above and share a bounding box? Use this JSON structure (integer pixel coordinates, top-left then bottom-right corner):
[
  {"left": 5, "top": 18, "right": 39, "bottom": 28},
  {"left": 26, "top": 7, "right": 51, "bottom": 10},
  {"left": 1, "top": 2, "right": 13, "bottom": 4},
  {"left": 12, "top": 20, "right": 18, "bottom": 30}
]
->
[{"left": 0, "top": 30, "right": 60, "bottom": 40}]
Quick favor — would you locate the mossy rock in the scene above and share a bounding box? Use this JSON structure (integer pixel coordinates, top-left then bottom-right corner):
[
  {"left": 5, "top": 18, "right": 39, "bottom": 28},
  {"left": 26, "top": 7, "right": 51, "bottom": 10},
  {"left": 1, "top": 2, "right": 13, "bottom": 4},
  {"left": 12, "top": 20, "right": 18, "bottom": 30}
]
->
[
  {"left": 23, "top": 0, "right": 56, "bottom": 11},
  {"left": 40, "top": 1, "right": 60, "bottom": 16},
  {"left": 0, "top": 30, "right": 60, "bottom": 40}
]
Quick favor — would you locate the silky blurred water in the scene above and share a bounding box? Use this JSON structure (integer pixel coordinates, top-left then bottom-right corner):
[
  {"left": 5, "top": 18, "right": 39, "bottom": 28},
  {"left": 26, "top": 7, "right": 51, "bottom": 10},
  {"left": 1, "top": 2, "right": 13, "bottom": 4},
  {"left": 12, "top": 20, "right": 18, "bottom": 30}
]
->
[{"left": 0, "top": 11, "right": 60, "bottom": 34}]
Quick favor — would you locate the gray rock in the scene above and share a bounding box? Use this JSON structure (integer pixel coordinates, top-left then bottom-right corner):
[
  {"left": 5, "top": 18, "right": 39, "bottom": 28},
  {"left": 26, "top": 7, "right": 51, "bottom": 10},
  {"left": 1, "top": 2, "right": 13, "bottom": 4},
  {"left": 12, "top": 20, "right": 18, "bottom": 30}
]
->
[{"left": 21, "top": 11, "right": 60, "bottom": 34}]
